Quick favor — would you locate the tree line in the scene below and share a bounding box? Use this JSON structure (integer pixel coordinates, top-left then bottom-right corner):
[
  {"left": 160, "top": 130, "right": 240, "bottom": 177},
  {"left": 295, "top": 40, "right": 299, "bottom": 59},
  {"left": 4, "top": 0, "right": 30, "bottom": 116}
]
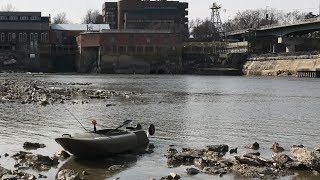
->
[
  {"left": 53, "top": 10, "right": 103, "bottom": 24},
  {"left": 189, "top": 9, "right": 317, "bottom": 41}
]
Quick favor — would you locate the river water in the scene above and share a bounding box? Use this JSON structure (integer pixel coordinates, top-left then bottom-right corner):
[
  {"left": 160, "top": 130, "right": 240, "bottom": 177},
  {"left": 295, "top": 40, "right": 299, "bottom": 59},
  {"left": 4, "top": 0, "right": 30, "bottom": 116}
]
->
[{"left": 1, "top": 74, "right": 320, "bottom": 180}]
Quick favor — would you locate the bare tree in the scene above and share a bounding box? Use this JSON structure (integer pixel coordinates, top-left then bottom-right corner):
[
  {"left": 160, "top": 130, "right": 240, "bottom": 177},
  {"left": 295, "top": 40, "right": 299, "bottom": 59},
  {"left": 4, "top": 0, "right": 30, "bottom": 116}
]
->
[
  {"left": 190, "top": 18, "right": 221, "bottom": 41},
  {"left": 53, "top": 12, "right": 69, "bottom": 24},
  {"left": 1, "top": 4, "right": 17, "bottom": 11},
  {"left": 82, "top": 9, "right": 103, "bottom": 24},
  {"left": 224, "top": 9, "right": 307, "bottom": 32},
  {"left": 279, "top": 11, "right": 306, "bottom": 24}
]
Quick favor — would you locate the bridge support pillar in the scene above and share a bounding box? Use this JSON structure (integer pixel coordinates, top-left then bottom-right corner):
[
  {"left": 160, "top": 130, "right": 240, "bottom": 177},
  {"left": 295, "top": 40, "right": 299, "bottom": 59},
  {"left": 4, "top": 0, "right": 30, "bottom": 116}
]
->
[
  {"left": 278, "top": 36, "right": 304, "bottom": 53},
  {"left": 285, "top": 44, "right": 295, "bottom": 53}
]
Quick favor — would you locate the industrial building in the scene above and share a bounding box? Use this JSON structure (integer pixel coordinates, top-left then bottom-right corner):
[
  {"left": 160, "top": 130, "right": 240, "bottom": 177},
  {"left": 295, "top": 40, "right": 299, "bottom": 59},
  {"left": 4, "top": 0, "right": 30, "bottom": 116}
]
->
[
  {"left": 77, "top": 29, "right": 183, "bottom": 73},
  {"left": 102, "top": 0, "right": 188, "bottom": 33}
]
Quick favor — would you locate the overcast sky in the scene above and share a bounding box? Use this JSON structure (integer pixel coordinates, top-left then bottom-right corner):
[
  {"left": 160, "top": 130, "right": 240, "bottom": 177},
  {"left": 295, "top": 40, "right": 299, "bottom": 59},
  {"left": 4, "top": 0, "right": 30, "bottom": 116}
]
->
[{"left": 0, "top": 0, "right": 319, "bottom": 23}]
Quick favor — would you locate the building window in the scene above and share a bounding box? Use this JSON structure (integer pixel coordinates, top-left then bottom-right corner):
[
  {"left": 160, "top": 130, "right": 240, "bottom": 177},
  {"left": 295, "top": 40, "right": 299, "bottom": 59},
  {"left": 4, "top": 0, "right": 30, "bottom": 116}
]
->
[
  {"left": 1, "top": 33, "right": 5, "bottom": 42},
  {"left": 23, "top": 33, "right": 27, "bottom": 42},
  {"left": 30, "top": 33, "right": 34, "bottom": 42},
  {"left": 0, "top": 16, "right": 7, "bottom": 20},
  {"left": 20, "top": 16, "right": 28, "bottom": 20},
  {"left": 31, "top": 16, "right": 38, "bottom": 20},
  {"left": 12, "top": 33, "right": 16, "bottom": 40},
  {"left": 8, "top": 33, "right": 11, "bottom": 42},
  {"left": 45, "top": 33, "right": 48, "bottom": 42},
  {"left": 9, "top": 16, "right": 18, "bottom": 20},
  {"left": 41, "top": 33, "right": 44, "bottom": 42},
  {"left": 19, "top": 33, "right": 23, "bottom": 42},
  {"left": 34, "top": 33, "right": 38, "bottom": 42}
]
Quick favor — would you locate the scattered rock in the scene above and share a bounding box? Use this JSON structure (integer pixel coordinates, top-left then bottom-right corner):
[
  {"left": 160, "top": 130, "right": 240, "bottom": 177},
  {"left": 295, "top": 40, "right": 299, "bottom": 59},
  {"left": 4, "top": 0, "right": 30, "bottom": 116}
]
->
[
  {"left": 271, "top": 143, "right": 284, "bottom": 153},
  {"left": 292, "top": 145, "right": 304, "bottom": 148},
  {"left": 230, "top": 148, "right": 237, "bottom": 154},
  {"left": 11, "top": 152, "right": 59, "bottom": 171},
  {"left": 106, "top": 104, "right": 116, "bottom": 107},
  {"left": 82, "top": 171, "right": 89, "bottom": 176},
  {"left": 148, "top": 144, "right": 155, "bottom": 149},
  {"left": 54, "top": 150, "right": 70, "bottom": 160},
  {"left": 206, "top": 144, "right": 229, "bottom": 153},
  {"left": 57, "top": 169, "right": 80, "bottom": 180},
  {"left": 108, "top": 165, "right": 125, "bottom": 171},
  {"left": 161, "top": 172, "right": 180, "bottom": 180},
  {"left": 38, "top": 99, "right": 49, "bottom": 106},
  {"left": 23, "top": 142, "right": 46, "bottom": 150},
  {"left": 272, "top": 154, "right": 293, "bottom": 165},
  {"left": 0, "top": 166, "right": 11, "bottom": 178},
  {"left": 235, "top": 155, "right": 262, "bottom": 166},
  {"left": 1, "top": 174, "right": 18, "bottom": 180},
  {"left": 244, "top": 142, "right": 259, "bottom": 150},
  {"left": 22, "top": 173, "right": 37, "bottom": 180},
  {"left": 38, "top": 174, "right": 47, "bottom": 178},
  {"left": 186, "top": 168, "right": 200, "bottom": 175},
  {"left": 4, "top": 153, "right": 9, "bottom": 157}
]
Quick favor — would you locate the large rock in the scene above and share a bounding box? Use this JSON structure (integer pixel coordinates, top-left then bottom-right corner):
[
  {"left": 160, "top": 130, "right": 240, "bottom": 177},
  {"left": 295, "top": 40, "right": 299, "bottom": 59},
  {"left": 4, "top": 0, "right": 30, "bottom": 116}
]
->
[
  {"left": 291, "top": 147, "right": 320, "bottom": 171},
  {"left": 206, "top": 144, "right": 229, "bottom": 153},
  {"left": 13, "top": 152, "right": 59, "bottom": 171},
  {"left": 235, "top": 156, "right": 262, "bottom": 166},
  {"left": 272, "top": 154, "right": 292, "bottom": 165},
  {"left": 23, "top": 142, "right": 46, "bottom": 150},
  {"left": 244, "top": 142, "right": 259, "bottom": 150},
  {"left": 186, "top": 168, "right": 200, "bottom": 175},
  {"left": 1, "top": 174, "right": 18, "bottom": 180},
  {"left": 54, "top": 150, "right": 71, "bottom": 160},
  {"left": 57, "top": 169, "right": 80, "bottom": 180},
  {"left": 0, "top": 166, "right": 10, "bottom": 178},
  {"left": 271, "top": 143, "right": 284, "bottom": 153}
]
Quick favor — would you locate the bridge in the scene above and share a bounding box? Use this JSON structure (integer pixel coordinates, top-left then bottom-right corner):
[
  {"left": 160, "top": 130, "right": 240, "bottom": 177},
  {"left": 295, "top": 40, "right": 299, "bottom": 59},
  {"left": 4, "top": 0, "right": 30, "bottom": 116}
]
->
[{"left": 226, "top": 18, "right": 320, "bottom": 54}]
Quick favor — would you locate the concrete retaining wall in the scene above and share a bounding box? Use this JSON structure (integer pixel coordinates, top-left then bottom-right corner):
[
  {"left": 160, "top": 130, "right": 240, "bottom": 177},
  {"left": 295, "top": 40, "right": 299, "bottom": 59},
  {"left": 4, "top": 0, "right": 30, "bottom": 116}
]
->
[{"left": 243, "top": 58, "right": 320, "bottom": 76}]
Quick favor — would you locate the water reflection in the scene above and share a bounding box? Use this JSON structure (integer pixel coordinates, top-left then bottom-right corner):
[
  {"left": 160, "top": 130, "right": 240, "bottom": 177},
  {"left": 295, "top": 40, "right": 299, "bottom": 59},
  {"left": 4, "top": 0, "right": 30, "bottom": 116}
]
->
[{"left": 59, "top": 154, "right": 138, "bottom": 180}]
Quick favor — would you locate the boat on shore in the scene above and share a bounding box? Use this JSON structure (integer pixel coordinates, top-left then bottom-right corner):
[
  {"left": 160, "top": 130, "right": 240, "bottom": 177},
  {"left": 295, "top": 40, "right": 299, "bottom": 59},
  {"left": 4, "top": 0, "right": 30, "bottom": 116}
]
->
[{"left": 55, "top": 120, "right": 155, "bottom": 158}]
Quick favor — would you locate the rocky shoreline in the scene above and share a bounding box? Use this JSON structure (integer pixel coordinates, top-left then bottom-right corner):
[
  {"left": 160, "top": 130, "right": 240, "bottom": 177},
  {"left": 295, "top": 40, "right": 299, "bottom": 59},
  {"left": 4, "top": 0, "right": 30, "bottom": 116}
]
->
[
  {"left": 0, "top": 78, "right": 141, "bottom": 106},
  {"left": 162, "top": 142, "right": 320, "bottom": 179},
  {"left": 1, "top": 142, "right": 320, "bottom": 179}
]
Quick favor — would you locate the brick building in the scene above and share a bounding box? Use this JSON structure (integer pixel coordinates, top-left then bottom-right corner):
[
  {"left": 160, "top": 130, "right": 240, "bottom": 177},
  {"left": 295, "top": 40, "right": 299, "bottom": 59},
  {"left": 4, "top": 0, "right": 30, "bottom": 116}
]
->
[
  {"left": 102, "top": 0, "right": 188, "bottom": 33},
  {"left": 76, "top": 30, "right": 183, "bottom": 73},
  {"left": 0, "top": 12, "right": 50, "bottom": 52},
  {"left": 0, "top": 11, "right": 50, "bottom": 71},
  {"left": 49, "top": 24, "right": 110, "bottom": 72}
]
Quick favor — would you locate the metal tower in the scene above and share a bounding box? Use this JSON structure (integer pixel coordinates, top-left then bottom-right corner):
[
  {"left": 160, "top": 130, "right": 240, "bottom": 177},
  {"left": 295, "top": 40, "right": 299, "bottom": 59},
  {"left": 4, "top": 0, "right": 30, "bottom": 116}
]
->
[{"left": 210, "top": 2, "right": 223, "bottom": 35}]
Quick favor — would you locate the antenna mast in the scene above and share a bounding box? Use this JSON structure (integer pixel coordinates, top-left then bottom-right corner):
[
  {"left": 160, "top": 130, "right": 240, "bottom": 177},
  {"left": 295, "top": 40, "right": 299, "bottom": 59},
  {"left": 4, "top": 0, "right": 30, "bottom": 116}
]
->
[{"left": 210, "top": 2, "right": 223, "bottom": 41}]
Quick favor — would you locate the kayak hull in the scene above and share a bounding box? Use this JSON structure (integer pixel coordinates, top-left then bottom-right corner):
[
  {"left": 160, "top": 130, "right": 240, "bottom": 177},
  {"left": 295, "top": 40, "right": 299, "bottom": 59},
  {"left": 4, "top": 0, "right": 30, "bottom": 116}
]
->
[{"left": 55, "top": 129, "right": 149, "bottom": 158}]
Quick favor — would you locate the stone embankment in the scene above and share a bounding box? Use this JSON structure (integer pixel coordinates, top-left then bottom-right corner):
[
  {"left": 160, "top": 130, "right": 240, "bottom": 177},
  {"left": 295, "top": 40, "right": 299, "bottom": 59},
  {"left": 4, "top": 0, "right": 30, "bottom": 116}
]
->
[
  {"left": 243, "top": 55, "right": 320, "bottom": 77},
  {"left": 162, "top": 142, "right": 320, "bottom": 179}
]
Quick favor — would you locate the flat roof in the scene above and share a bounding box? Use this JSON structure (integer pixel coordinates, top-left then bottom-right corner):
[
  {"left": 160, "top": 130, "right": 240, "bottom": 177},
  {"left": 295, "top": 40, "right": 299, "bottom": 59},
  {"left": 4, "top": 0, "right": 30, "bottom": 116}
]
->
[{"left": 51, "top": 24, "right": 110, "bottom": 31}]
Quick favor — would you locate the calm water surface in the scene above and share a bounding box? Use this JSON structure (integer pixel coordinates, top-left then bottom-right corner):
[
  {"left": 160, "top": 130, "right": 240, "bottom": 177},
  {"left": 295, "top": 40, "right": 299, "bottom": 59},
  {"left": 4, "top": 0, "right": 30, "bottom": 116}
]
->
[{"left": 1, "top": 74, "right": 320, "bottom": 179}]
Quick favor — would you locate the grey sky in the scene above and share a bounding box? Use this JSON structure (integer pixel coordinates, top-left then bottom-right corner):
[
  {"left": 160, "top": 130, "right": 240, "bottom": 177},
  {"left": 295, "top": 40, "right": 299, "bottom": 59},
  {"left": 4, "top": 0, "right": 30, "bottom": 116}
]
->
[{"left": 0, "top": 0, "right": 319, "bottom": 23}]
